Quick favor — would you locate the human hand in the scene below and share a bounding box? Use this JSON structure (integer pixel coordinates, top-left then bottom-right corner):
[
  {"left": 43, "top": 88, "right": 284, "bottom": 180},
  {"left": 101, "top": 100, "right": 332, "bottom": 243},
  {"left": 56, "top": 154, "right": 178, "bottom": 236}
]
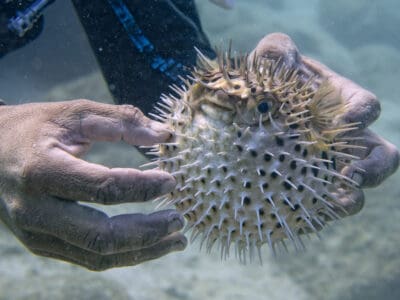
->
[
  {"left": 0, "top": 99, "right": 187, "bottom": 270},
  {"left": 250, "top": 33, "right": 399, "bottom": 216}
]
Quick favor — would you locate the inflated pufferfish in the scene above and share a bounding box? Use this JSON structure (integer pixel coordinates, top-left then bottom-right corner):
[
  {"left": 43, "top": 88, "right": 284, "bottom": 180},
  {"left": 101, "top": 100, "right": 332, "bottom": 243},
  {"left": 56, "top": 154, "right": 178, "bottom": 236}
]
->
[{"left": 147, "top": 47, "right": 360, "bottom": 262}]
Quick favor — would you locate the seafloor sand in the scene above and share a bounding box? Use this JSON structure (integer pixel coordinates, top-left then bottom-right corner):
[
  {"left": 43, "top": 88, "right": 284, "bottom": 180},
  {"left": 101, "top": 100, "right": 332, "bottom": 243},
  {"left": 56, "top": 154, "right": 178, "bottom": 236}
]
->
[{"left": 0, "top": 1, "right": 399, "bottom": 299}]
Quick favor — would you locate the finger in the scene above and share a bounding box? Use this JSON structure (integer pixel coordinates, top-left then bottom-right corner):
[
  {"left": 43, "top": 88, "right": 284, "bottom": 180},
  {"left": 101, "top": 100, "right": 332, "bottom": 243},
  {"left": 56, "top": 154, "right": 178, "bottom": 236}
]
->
[
  {"left": 27, "top": 147, "right": 175, "bottom": 204},
  {"left": 298, "top": 186, "right": 365, "bottom": 235},
  {"left": 335, "top": 188, "right": 365, "bottom": 217},
  {"left": 341, "top": 129, "right": 399, "bottom": 188},
  {"left": 102, "top": 232, "right": 187, "bottom": 270},
  {"left": 301, "top": 56, "right": 381, "bottom": 129},
  {"left": 22, "top": 231, "right": 186, "bottom": 271},
  {"left": 12, "top": 196, "right": 185, "bottom": 254},
  {"left": 249, "top": 32, "right": 301, "bottom": 70},
  {"left": 307, "top": 188, "right": 364, "bottom": 231},
  {"left": 57, "top": 99, "right": 172, "bottom": 146}
]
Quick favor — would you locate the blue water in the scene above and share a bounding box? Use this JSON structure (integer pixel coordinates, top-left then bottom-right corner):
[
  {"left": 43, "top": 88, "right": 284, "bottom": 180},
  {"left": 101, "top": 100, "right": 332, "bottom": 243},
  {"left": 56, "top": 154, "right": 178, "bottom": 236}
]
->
[{"left": 0, "top": 1, "right": 399, "bottom": 299}]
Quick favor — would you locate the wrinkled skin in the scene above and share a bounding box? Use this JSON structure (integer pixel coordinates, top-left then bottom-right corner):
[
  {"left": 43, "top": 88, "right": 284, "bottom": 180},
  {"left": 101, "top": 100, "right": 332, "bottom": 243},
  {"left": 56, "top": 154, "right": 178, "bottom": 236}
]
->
[
  {"left": 250, "top": 33, "right": 399, "bottom": 216},
  {"left": 0, "top": 100, "right": 187, "bottom": 270}
]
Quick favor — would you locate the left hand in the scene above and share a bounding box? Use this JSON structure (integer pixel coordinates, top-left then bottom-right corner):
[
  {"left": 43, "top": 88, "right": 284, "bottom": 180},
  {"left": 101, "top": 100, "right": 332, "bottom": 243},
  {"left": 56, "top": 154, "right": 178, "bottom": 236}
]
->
[{"left": 0, "top": 99, "right": 186, "bottom": 270}]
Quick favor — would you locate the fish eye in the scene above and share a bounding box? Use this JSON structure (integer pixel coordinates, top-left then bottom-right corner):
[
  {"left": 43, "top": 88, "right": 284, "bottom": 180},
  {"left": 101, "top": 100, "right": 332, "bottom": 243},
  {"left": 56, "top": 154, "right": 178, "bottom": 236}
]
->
[{"left": 257, "top": 101, "right": 269, "bottom": 114}]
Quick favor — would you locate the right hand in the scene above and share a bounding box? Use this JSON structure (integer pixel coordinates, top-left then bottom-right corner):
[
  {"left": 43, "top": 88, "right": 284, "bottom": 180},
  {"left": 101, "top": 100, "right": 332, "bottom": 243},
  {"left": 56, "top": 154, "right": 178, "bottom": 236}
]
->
[
  {"left": 250, "top": 33, "right": 399, "bottom": 216},
  {"left": 0, "top": 99, "right": 187, "bottom": 271}
]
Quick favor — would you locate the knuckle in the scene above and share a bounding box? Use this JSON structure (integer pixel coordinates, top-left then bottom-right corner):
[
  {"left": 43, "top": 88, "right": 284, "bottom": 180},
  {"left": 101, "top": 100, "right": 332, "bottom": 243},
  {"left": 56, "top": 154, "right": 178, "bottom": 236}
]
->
[
  {"left": 84, "top": 222, "right": 116, "bottom": 255},
  {"left": 120, "top": 105, "right": 145, "bottom": 125},
  {"left": 96, "top": 177, "right": 120, "bottom": 204},
  {"left": 130, "top": 175, "right": 163, "bottom": 202},
  {"left": 343, "top": 91, "right": 381, "bottom": 128},
  {"left": 388, "top": 143, "right": 400, "bottom": 165},
  {"left": 356, "top": 93, "right": 381, "bottom": 127},
  {"left": 366, "top": 93, "right": 381, "bottom": 120},
  {"left": 18, "top": 158, "right": 38, "bottom": 189},
  {"left": 18, "top": 156, "right": 50, "bottom": 196},
  {"left": 140, "top": 227, "right": 161, "bottom": 247},
  {"left": 133, "top": 184, "right": 150, "bottom": 202},
  {"left": 363, "top": 141, "right": 400, "bottom": 187}
]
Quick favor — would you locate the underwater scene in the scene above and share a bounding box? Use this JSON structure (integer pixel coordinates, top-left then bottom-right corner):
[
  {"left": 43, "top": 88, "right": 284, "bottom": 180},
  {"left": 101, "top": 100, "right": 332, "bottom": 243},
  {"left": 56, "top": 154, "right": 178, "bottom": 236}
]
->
[{"left": 0, "top": 0, "right": 399, "bottom": 299}]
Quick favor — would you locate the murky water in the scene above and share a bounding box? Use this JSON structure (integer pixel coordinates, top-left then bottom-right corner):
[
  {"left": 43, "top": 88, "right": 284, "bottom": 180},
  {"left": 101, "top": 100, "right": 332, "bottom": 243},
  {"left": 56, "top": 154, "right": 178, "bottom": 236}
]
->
[{"left": 0, "top": 1, "right": 399, "bottom": 299}]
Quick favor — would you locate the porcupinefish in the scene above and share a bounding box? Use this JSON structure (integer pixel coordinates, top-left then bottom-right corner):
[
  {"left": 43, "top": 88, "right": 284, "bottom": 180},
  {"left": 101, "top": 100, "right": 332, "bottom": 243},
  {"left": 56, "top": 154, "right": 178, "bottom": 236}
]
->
[{"left": 147, "top": 47, "right": 360, "bottom": 262}]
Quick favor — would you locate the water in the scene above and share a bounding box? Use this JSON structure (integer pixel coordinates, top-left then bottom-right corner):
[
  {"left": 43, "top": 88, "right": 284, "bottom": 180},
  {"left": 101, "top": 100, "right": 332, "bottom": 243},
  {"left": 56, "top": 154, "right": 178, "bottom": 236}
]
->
[{"left": 0, "top": 1, "right": 399, "bottom": 299}]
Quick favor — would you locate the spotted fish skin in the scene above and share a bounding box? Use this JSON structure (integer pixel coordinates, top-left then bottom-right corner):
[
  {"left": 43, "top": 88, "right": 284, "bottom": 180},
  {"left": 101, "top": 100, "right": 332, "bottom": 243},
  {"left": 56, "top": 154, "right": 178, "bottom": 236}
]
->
[{"left": 148, "top": 48, "right": 360, "bottom": 261}]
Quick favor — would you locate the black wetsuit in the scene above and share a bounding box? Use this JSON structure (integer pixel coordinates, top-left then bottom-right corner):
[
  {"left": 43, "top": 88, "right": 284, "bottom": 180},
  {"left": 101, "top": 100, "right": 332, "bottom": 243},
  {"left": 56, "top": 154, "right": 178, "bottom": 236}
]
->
[{"left": 0, "top": 0, "right": 215, "bottom": 114}]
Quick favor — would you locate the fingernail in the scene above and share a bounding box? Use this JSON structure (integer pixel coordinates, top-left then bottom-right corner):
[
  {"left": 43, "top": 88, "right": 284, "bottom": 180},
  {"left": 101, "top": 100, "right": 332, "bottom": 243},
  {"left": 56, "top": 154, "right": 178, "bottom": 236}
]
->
[
  {"left": 167, "top": 212, "right": 185, "bottom": 234},
  {"left": 160, "top": 176, "right": 176, "bottom": 194}
]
